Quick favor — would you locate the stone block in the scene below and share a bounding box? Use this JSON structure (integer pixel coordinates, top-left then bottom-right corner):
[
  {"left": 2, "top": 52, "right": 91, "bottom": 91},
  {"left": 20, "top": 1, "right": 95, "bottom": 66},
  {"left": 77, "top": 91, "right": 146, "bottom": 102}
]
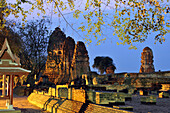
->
[
  {"left": 68, "top": 88, "right": 72, "bottom": 100},
  {"left": 151, "top": 91, "right": 158, "bottom": 95},
  {"left": 95, "top": 91, "right": 125, "bottom": 105},
  {"left": 33, "top": 90, "right": 38, "bottom": 93},
  {"left": 28, "top": 93, "right": 84, "bottom": 113},
  {"left": 38, "top": 91, "right": 44, "bottom": 95},
  {"left": 58, "top": 88, "right": 68, "bottom": 98},
  {"left": 44, "top": 93, "right": 49, "bottom": 96},
  {"left": 113, "top": 105, "right": 133, "bottom": 111},
  {"left": 85, "top": 103, "right": 132, "bottom": 113},
  {"left": 48, "top": 87, "right": 52, "bottom": 96},
  {"left": 163, "top": 92, "right": 169, "bottom": 98},
  {"left": 128, "top": 88, "right": 135, "bottom": 94},
  {"left": 87, "top": 90, "right": 128, "bottom": 105},
  {"left": 141, "top": 95, "right": 156, "bottom": 104},
  {"left": 45, "top": 100, "right": 59, "bottom": 112},
  {"left": 27, "top": 93, "right": 51, "bottom": 109},
  {"left": 159, "top": 92, "right": 163, "bottom": 98},
  {"left": 51, "top": 88, "right": 56, "bottom": 97},
  {"left": 56, "top": 85, "right": 69, "bottom": 98},
  {"left": 139, "top": 90, "right": 149, "bottom": 96},
  {"left": 159, "top": 92, "right": 169, "bottom": 98},
  {"left": 56, "top": 108, "right": 75, "bottom": 113},
  {"left": 72, "top": 88, "right": 86, "bottom": 103},
  {"left": 139, "top": 90, "right": 143, "bottom": 95},
  {"left": 105, "top": 85, "right": 128, "bottom": 91},
  {"left": 48, "top": 87, "right": 56, "bottom": 97},
  {"left": 58, "top": 100, "right": 83, "bottom": 112},
  {"left": 117, "top": 93, "right": 132, "bottom": 101},
  {"left": 87, "top": 90, "right": 96, "bottom": 103},
  {"left": 161, "top": 84, "right": 170, "bottom": 91}
]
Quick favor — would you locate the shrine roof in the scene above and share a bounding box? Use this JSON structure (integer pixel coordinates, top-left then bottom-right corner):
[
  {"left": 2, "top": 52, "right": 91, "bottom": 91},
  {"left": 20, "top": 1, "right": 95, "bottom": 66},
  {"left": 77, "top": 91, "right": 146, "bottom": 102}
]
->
[
  {"left": 0, "top": 38, "right": 20, "bottom": 65},
  {"left": 0, "top": 38, "right": 31, "bottom": 75},
  {"left": 0, "top": 67, "right": 31, "bottom": 75}
]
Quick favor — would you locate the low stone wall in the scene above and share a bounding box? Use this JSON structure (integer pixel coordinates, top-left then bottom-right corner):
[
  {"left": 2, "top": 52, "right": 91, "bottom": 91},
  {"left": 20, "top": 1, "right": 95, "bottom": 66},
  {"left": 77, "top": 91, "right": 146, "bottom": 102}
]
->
[
  {"left": 87, "top": 90, "right": 130, "bottom": 105},
  {"left": 140, "top": 95, "right": 157, "bottom": 104},
  {"left": 161, "top": 84, "right": 170, "bottom": 91},
  {"left": 33, "top": 86, "right": 86, "bottom": 103},
  {"left": 28, "top": 93, "right": 83, "bottom": 113},
  {"left": 28, "top": 93, "right": 132, "bottom": 113}
]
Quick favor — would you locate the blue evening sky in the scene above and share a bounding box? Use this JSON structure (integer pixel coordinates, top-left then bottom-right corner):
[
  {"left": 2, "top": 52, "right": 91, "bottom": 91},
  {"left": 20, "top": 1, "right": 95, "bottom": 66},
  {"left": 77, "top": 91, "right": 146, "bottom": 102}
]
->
[
  {"left": 8, "top": 1, "right": 170, "bottom": 74},
  {"left": 47, "top": 12, "right": 170, "bottom": 74}
]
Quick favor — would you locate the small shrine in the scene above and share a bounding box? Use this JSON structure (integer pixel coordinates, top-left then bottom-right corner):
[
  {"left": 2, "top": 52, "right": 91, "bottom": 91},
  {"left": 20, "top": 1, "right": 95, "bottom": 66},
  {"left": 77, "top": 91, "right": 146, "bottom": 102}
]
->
[{"left": 0, "top": 38, "right": 31, "bottom": 110}]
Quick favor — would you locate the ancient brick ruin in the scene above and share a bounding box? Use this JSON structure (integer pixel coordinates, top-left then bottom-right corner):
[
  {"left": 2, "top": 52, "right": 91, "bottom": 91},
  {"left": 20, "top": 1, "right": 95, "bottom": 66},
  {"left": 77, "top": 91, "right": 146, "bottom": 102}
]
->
[
  {"left": 44, "top": 27, "right": 90, "bottom": 84},
  {"left": 139, "top": 47, "right": 155, "bottom": 73}
]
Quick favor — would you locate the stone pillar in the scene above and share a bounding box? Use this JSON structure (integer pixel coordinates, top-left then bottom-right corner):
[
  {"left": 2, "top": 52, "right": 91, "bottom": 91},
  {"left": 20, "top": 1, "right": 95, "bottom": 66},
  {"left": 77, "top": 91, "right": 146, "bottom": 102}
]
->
[
  {"left": 7, "top": 76, "right": 10, "bottom": 97},
  {"left": 9, "top": 75, "right": 14, "bottom": 109},
  {"left": 2, "top": 75, "right": 6, "bottom": 97}
]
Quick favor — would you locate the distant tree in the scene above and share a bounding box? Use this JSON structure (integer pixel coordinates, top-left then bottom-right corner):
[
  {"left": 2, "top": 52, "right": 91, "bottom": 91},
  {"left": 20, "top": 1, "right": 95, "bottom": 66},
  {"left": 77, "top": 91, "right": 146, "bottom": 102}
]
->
[
  {"left": 92, "top": 56, "right": 116, "bottom": 74},
  {"left": 0, "top": 26, "right": 23, "bottom": 55},
  {"left": 18, "top": 19, "right": 51, "bottom": 78},
  {"left": 0, "top": 0, "right": 23, "bottom": 55}
]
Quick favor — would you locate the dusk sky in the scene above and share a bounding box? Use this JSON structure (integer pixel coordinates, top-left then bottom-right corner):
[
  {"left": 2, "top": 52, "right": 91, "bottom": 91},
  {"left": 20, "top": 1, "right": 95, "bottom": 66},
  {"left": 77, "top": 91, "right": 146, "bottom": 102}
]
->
[
  {"left": 54, "top": 24, "right": 170, "bottom": 74},
  {"left": 48, "top": 13, "right": 170, "bottom": 74},
  {"left": 9, "top": 1, "right": 170, "bottom": 74}
]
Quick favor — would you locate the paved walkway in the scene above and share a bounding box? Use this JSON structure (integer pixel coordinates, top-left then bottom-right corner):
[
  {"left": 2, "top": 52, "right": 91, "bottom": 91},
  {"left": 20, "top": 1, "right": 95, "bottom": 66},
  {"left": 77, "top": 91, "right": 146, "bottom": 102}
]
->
[
  {"left": 125, "top": 95, "right": 170, "bottom": 113},
  {"left": 0, "top": 95, "right": 49, "bottom": 113}
]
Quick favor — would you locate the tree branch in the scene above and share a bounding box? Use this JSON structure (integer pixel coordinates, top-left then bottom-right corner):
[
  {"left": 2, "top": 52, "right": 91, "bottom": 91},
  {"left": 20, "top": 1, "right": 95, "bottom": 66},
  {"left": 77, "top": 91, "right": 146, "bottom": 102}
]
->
[{"left": 54, "top": 1, "right": 82, "bottom": 38}]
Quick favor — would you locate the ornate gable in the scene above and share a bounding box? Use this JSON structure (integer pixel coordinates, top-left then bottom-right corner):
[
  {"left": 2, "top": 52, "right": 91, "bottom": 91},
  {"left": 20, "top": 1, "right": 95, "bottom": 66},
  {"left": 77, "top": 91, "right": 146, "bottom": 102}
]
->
[{"left": 0, "top": 38, "right": 20, "bottom": 66}]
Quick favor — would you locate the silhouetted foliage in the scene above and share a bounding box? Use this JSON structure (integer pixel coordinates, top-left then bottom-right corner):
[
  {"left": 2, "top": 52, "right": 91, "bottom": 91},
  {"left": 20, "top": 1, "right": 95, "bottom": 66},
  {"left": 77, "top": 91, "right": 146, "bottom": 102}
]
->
[
  {"left": 18, "top": 19, "right": 51, "bottom": 78},
  {"left": 92, "top": 56, "right": 116, "bottom": 74},
  {"left": 0, "top": 27, "right": 23, "bottom": 55}
]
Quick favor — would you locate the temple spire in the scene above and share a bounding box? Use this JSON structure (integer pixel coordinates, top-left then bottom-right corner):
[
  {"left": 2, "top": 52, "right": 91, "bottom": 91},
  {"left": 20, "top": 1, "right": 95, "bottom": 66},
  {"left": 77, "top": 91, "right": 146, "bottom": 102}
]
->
[{"left": 139, "top": 47, "right": 155, "bottom": 73}]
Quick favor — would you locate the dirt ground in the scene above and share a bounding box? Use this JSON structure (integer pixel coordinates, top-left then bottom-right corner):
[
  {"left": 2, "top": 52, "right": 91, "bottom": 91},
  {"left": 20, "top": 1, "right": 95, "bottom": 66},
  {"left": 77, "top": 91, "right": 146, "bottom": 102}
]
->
[{"left": 0, "top": 94, "right": 49, "bottom": 113}]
